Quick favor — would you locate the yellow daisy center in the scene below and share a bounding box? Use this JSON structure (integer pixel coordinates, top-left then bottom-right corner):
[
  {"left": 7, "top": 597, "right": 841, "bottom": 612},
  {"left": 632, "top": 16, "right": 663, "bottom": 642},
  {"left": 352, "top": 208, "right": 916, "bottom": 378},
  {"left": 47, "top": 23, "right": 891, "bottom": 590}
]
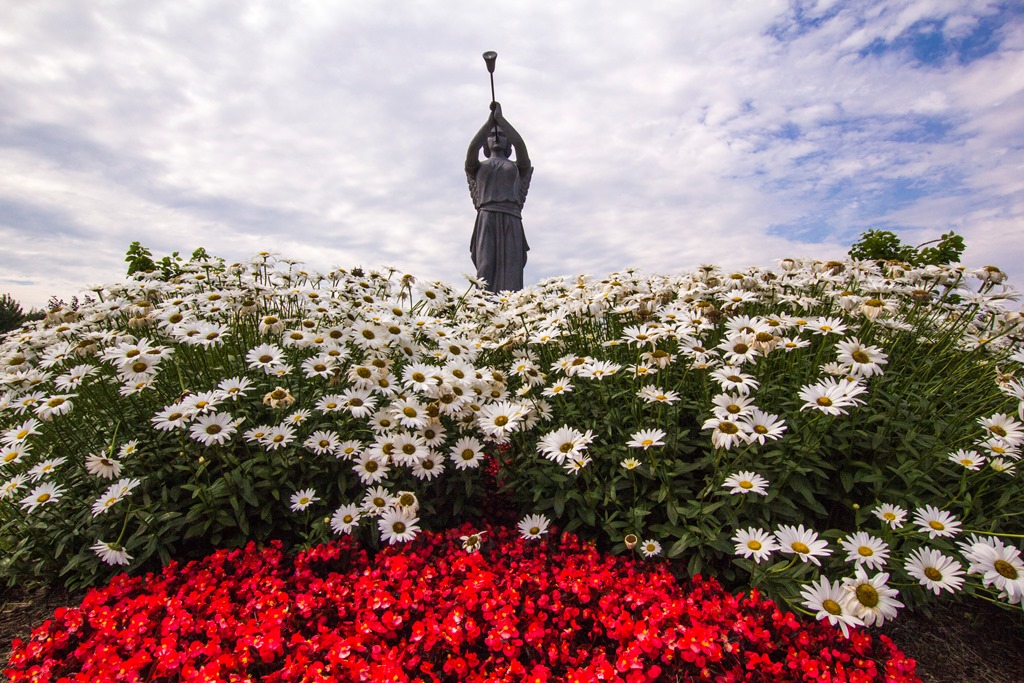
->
[
  {"left": 924, "top": 567, "right": 943, "bottom": 582},
  {"left": 857, "top": 546, "right": 874, "bottom": 557},
  {"left": 747, "top": 540, "right": 762, "bottom": 551},
  {"left": 739, "top": 480, "right": 753, "bottom": 489},
  {"left": 994, "top": 559, "right": 1019, "bottom": 580},
  {"left": 929, "top": 520, "right": 945, "bottom": 531},
  {"left": 855, "top": 584, "right": 879, "bottom": 608},
  {"left": 791, "top": 542, "right": 810, "bottom": 554},
  {"left": 822, "top": 599, "right": 843, "bottom": 616}
]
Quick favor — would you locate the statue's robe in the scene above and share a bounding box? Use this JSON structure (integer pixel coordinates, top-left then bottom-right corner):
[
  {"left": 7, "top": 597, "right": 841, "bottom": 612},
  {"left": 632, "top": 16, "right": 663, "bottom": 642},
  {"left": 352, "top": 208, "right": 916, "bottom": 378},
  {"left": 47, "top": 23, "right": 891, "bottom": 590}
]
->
[{"left": 467, "top": 156, "right": 532, "bottom": 293}]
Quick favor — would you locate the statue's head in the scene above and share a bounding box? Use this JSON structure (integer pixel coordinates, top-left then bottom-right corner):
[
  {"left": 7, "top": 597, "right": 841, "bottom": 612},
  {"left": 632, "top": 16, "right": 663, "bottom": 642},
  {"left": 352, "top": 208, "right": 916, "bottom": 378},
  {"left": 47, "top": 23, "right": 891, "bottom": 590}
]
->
[{"left": 484, "top": 127, "right": 510, "bottom": 158}]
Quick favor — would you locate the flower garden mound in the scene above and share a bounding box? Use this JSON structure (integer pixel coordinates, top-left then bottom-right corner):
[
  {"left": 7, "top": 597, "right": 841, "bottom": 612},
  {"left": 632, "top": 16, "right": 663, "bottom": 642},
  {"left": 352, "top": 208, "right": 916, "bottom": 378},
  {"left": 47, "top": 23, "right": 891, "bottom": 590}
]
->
[
  {"left": 1, "top": 252, "right": 1023, "bottom": 646},
  {"left": 5, "top": 524, "right": 918, "bottom": 682}
]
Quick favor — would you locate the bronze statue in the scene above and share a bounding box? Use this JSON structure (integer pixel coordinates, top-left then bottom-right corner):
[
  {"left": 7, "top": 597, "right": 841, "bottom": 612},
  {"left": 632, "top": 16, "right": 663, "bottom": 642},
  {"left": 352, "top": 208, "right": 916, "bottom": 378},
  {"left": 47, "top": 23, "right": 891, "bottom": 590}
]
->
[{"left": 466, "top": 53, "right": 532, "bottom": 293}]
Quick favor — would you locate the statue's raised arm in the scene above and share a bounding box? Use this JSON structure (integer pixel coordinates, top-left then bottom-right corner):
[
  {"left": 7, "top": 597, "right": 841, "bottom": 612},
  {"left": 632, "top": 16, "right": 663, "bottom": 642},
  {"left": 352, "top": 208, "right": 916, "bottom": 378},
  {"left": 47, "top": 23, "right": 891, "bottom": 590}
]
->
[{"left": 465, "top": 103, "right": 531, "bottom": 171}]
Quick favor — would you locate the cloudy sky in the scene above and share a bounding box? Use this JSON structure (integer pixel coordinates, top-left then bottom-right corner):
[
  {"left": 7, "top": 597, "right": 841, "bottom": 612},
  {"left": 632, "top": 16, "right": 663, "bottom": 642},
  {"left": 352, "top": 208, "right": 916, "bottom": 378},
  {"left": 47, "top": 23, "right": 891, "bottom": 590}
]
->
[{"left": 2, "top": 0, "right": 1023, "bottom": 309}]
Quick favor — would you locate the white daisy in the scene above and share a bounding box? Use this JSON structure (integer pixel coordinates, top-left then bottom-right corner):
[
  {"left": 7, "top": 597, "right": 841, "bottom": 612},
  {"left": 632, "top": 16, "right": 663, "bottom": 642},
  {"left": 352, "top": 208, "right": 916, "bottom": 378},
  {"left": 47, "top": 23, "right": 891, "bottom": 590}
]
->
[
  {"left": 20, "top": 481, "right": 64, "bottom": 513},
  {"left": 966, "top": 538, "right": 1024, "bottom": 604},
  {"left": 410, "top": 451, "right": 445, "bottom": 480},
  {"left": 839, "top": 532, "right": 890, "bottom": 571},
  {"left": 835, "top": 338, "right": 888, "bottom": 378},
  {"left": 979, "top": 413, "right": 1024, "bottom": 447},
  {"left": 872, "top": 503, "right": 907, "bottom": 529},
  {"left": 361, "top": 485, "right": 396, "bottom": 516},
  {"left": 738, "top": 409, "right": 787, "bottom": 444},
  {"left": 334, "top": 439, "right": 365, "bottom": 461},
  {"left": 353, "top": 451, "right": 390, "bottom": 485},
  {"left": 217, "top": 376, "right": 253, "bottom": 401},
  {"left": 189, "top": 412, "right": 237, "bottom": 447},
  {"left": 722, "top": 470, "right": 769, "bottom": 496},
  {"left": 261, "top": 424, "right": 297, "bottom": 450},
  {"left": 626, "top": 428, "right": 666, "bottom": 451},
  {"left": 460, "top": 530, "right": 487, "bottom": 553},
  {"left": 449, "top": 436, "right": 486, "bottom": 469},
  {"left": 775, "top": 524, "right": 832, "bottom": 566},
  {"left": 913, "top": 505, "right": 961, "bottom": 540},
  {"left": 636, "top": 385, "right": 680, "bottom": 404},
  {"left": 948, "top": 449, "right": 985, "bottom": 471},
  {"left": 304, "top": 430, "right": 340, "bottom": 455},
  {"left": 732, "top": 527, "right": 779, "bottom": 564},
  {"left": 330, "top": 504, "right": 362, "bottom": 535},
  {"left": 91, "top": 540, "right": 133, "bottom": 566},
  {"left": 842, "top": 567, "right": 903, "bottom": 626},
  {"left": 28, "top": 457, "right": 66, "bottom": 482},
  {"left": 904, "top": 547, "right": 965, "bottom": 595},
  {"left": 640, "top": 539, "right": 662, "bottom": 558},
  {"left": 800, "top": 575, "right": 863, "bottom": 638},
  {"left": 701, "top": 417, "right": 749, "bottom": 450},
  {"left": 2, "top": 418, "right": 42, "bottom": 446},
  {"left": 518, "top": 513, "right": 550, "bottom": 540},
  {"left": 377, "top": 506, "right": 420, "bottom": 544},
  {"left": 0, "top": 474, "right": 28, "bottom": 500},
  {"left": 289, "top": 488, "right": 320, "bottom": 512}
]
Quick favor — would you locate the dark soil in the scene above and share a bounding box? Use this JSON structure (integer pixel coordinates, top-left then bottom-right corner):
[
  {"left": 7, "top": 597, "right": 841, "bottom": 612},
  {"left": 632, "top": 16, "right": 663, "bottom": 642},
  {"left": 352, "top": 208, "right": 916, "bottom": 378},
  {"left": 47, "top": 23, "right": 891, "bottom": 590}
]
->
[
  {"left": 2, "top": 583, "right": 1023, "bottom": 681},
  {"left": 878, "top": 600, "right": 1024, "bottom": 683}
]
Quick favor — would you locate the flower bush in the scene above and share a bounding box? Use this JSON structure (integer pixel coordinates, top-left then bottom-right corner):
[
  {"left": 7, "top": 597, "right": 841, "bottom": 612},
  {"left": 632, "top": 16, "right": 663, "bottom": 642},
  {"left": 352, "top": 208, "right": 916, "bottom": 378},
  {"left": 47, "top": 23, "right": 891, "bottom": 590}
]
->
[
  {"left": 5, "top": 523, "right": 919, "bottom": 682},
  {"left": 2, "top": 248, "right": 1023, "bottom": 640}
]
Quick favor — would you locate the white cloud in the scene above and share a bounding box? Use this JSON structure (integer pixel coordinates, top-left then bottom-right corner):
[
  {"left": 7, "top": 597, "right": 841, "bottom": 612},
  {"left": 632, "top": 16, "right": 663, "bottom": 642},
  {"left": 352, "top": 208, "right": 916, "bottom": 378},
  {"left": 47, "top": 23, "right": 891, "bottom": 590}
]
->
[{"left": 0, "top": 0, "right": 1021, "bottom": 310}]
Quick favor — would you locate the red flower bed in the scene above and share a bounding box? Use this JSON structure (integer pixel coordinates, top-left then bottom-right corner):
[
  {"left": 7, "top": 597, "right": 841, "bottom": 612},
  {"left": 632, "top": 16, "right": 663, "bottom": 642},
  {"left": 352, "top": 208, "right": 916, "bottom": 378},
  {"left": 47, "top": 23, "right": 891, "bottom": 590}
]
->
[{"left": 6, "top": 524, "right": 918, "bottom": 682}]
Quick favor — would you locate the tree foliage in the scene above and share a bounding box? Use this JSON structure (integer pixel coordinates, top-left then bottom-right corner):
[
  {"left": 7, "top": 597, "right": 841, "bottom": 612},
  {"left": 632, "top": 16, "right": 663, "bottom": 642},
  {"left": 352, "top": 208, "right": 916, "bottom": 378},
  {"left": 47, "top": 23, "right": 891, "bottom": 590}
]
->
[
  {"left": 849, "top": 229, "right": 965, "bottom": 266},
  {"left": 0, "top": 293, "right": 25, "bottom": 335}
]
